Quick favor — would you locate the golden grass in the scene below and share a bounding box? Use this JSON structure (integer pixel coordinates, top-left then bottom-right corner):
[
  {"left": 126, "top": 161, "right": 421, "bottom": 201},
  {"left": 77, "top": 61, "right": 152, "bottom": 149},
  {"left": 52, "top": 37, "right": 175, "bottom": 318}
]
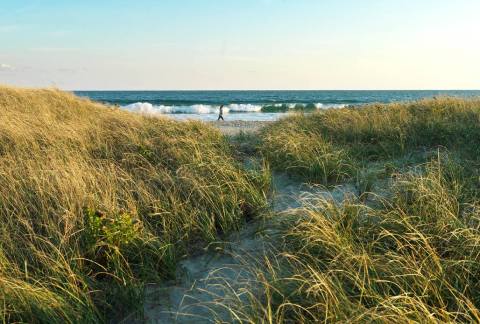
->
[
  {"left": 261, "top": 97, "right": 480, "bottom": 183},
  {"left": 220, "top": 155, "right": 480, "bottom": 323},
  {"left": 223, "top": 98, "right": 480, "bottom": 322},
  {"left": 0, "top": 86, "right": 269, "bottom": 322}
]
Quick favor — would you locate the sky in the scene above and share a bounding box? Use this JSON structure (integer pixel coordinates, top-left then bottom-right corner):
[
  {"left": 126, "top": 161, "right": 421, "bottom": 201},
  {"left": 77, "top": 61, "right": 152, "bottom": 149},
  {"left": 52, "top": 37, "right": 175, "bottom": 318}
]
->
[{"left": 1, "top": 0, "right": 479, "bottom": 90}]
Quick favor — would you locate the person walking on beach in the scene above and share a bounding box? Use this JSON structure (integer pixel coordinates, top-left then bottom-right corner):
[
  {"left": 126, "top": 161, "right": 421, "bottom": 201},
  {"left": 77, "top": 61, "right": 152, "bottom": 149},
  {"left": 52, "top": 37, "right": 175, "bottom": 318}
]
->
[{"left": 217, "top": 104, "right": 225, "bottom": 121}]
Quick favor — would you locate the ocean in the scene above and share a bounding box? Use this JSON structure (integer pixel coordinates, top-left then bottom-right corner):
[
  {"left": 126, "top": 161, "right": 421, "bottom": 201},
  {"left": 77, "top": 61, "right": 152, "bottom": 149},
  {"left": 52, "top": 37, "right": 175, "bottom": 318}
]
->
[{"left": 75, "top": 90, "right": 480, "bottom": 121}]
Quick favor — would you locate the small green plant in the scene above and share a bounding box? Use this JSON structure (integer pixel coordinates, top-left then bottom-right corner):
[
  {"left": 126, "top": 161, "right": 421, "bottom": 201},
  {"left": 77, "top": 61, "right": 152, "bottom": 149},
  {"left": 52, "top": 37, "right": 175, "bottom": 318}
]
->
[
  {"left": 138, "top": 146, "right": 154, "bottom": 161},
  {"left": 354, "top": 169, "right": 378, "bottom": 200},
  {"left": 84, "top": 208, "right": 141, "bottom": 250}
]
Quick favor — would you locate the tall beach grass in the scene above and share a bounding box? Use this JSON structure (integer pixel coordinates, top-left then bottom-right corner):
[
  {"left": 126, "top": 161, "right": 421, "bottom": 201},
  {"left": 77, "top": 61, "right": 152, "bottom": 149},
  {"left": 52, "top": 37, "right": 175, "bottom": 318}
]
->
[
  {"left": 221, "top": 98, "right": 480, "bottom": 323},
  {"left": 261, "top": 97, "right": 480, "bottom": 183},
  {"left": 221, "top": 154, "right": 480, "bottom": 323},
  {"left": 0, "top": 86, "right": 269, "bottom": 322}
]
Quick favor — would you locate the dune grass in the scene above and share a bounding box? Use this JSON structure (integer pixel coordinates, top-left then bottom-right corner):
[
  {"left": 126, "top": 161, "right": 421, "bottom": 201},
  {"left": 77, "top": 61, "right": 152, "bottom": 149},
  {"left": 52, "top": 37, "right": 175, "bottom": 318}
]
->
[
  {"left": 0, "top": 86, "right": 269, "bottom": 322},
  {"left": 216, "top": 98, "right": 480, "bottom": 323},
  {"left": 220, "top": 155, "right": 480, "bottom": 323},
  {"left": 261, "top": 97, "right": 480, "bottom": 183}
]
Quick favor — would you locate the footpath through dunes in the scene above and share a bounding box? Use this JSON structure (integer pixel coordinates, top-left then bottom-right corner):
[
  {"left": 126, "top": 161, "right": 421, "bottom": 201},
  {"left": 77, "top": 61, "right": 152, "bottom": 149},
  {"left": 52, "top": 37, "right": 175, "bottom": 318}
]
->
[
  {"left": 145, "top": 97, "right": 480, "bottom": 323},
  {"left": 142, "top": 124, "right": 358, "bottom": 323},
  {"left": 142, "top": 172, "right": 358, "bottom": 323}
]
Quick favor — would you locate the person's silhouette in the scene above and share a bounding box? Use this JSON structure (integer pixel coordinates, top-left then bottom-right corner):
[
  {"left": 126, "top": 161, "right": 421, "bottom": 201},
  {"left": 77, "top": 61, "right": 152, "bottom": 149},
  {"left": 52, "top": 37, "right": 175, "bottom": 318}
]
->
[{"left": 217, "top": 104, "right": 225, "bottom": 121}]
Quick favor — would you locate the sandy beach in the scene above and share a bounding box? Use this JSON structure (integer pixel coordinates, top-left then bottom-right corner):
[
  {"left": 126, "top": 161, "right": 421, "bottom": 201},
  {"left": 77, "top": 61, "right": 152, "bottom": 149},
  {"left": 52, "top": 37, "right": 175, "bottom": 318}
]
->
[{"left": 209, "top": 120, "right": 273, "bottom": 135}]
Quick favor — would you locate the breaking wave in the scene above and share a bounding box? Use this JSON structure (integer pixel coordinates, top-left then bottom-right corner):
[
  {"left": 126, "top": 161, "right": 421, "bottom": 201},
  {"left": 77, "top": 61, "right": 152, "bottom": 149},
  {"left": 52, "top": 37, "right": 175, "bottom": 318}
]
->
[{"left": 121, "top": 102, "right": 349, "bottom": 116}]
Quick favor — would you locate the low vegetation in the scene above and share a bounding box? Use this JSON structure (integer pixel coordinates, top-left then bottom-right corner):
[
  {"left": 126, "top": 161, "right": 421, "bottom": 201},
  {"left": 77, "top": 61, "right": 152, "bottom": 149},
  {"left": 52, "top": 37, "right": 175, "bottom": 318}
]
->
[
  {"left": 261, "top": 97, "right": 480, "bottom": 183},
  {"left": 227, "top": 153, "right": 480, "bottom": 322},
  {"left": 0, "top": 86, "right": 269, "bottom": 322}
]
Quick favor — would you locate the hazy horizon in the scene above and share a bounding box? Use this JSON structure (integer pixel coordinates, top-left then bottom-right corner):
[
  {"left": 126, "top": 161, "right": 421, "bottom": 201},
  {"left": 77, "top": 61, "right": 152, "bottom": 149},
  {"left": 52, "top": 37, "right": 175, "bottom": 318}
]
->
[{"left": 1, "top": 0, "right": 479, "bottom": 90}]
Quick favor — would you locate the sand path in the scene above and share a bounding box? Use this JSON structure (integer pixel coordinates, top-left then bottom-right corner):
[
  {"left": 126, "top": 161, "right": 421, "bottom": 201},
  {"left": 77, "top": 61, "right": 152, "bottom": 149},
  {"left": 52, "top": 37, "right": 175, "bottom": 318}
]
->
[
  {"left": 209, "top": 120, "right": 273, "bottom": 136},
  {"left": 141, "top": 172, "right": 355, "bottom": 323}
]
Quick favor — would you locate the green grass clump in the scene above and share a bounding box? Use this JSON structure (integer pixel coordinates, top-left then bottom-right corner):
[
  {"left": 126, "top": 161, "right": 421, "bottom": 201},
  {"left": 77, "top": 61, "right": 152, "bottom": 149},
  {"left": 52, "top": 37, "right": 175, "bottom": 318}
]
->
[
  {"left": 261, "top": 97, "right": 480, "bottom": 183},
  {"left": 261, "top": 126, "right": 354, "bottom": 183},
  {"left": 0, "top": 86, "right": 269, "bottom": 322}
]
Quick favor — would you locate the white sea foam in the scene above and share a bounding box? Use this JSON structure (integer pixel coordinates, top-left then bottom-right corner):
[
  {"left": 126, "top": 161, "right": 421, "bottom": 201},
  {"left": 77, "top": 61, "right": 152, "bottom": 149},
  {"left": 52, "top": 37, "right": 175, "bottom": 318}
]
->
[
  {"left": 122, "top": 102, "right": 263, "bottom": 115},
  {"left": 122, "top": 102, "right": 347, "bottom": 117},
  {"left": 315, "top": 103, "right": 347, "bottom": 109},
  {"left": 227, "top": 103, "right": 262, "bottom": 112},
  {"left": 122, "top": 102, "right": 163, "bottom": 115}
]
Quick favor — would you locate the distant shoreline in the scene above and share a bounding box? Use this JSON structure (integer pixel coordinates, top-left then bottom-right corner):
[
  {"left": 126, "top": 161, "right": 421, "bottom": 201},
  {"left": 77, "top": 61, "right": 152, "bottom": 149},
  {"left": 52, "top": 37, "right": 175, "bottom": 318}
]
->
[{"left": 74, "top": 90, "right": 480, "bottom": 122}]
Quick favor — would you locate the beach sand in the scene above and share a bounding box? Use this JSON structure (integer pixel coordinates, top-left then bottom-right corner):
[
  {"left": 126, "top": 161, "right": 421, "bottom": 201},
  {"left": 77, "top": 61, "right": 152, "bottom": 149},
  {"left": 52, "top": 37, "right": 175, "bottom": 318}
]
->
[{"left": 209, "top": 120, "right": 273, "bottom": 135}]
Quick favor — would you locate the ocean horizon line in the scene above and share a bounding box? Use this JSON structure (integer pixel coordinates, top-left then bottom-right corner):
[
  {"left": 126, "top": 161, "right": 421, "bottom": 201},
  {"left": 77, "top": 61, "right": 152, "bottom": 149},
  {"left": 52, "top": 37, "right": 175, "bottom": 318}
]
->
[{"left": 72, "top": 88, "right": 480, "bottom": 92}]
